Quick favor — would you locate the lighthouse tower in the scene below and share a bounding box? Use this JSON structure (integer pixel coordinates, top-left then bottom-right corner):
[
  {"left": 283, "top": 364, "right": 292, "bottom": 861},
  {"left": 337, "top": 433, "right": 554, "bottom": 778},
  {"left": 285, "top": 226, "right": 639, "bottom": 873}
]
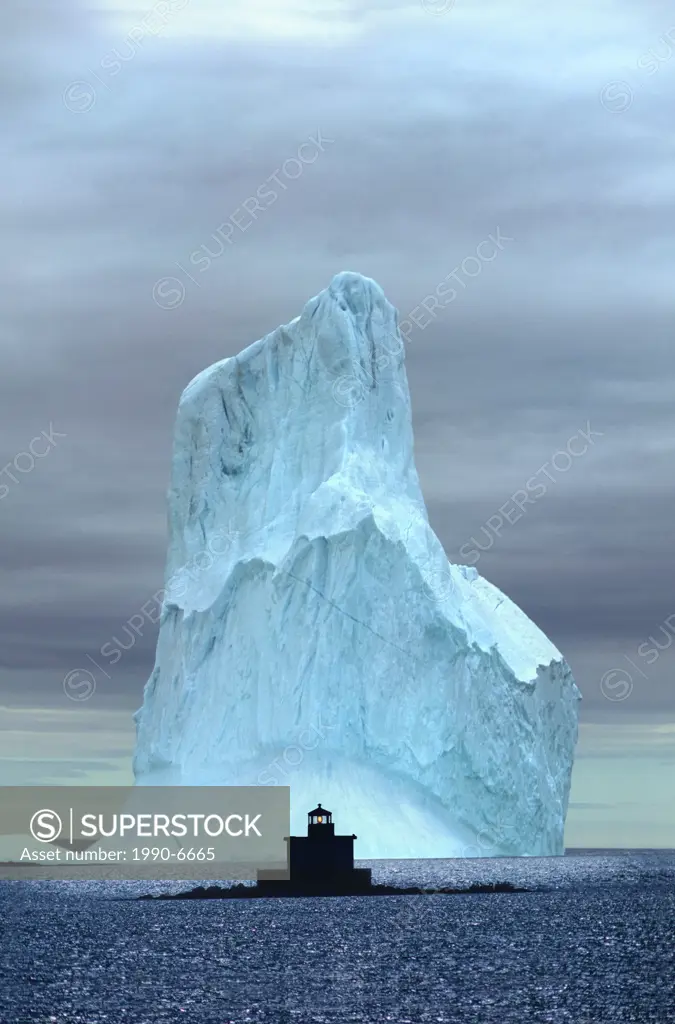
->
[{"left": 256, "top": 804, "right": 372, "bottom": 894}]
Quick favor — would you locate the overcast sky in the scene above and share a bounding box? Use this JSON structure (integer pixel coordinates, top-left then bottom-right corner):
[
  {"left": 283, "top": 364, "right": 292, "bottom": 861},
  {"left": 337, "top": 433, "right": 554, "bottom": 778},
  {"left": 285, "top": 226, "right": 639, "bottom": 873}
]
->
[{"left": 2, "top": 0, "right": 674, "bottom": 845}]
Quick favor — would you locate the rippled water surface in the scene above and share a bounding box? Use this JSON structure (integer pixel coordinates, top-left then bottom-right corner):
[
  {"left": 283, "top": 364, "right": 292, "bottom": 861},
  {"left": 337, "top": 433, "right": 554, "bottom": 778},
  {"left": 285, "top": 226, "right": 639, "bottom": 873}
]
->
[{"left": 2, "top": 851, "right": 673, "bottom": 1023}]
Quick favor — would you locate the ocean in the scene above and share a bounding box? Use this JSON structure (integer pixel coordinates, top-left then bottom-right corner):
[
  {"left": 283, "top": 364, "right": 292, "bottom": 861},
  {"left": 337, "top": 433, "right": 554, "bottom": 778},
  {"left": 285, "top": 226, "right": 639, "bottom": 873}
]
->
[{"left": 1, "top": 850, "right": 673, "bottom": 1023}]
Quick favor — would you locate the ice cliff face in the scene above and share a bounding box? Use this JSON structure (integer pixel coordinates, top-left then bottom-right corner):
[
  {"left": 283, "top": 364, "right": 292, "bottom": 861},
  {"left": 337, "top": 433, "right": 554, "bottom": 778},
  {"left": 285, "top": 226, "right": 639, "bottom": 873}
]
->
[{"left": 134, "top": 271, "right": 580, "bottom": 858}]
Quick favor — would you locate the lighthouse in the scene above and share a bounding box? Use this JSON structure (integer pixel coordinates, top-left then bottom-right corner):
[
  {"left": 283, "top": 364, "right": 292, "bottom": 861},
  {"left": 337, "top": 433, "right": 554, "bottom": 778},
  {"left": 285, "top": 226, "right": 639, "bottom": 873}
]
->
[{"left": 256, "top": 804, "right": 372, "bottom": 894}]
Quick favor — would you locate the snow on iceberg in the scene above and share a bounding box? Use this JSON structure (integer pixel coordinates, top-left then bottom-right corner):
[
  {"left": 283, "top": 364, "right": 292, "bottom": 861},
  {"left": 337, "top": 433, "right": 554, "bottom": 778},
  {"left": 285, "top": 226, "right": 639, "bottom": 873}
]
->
[{"left": 133, "top": 271, "right": 580, "bottom": 858}]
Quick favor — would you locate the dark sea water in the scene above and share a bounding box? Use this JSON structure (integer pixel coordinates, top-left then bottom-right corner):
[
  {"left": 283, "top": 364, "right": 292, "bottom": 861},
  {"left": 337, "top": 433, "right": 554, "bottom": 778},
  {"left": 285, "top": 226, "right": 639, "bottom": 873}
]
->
[{"left": 1, "top": 851, "right": 674, "bottom": 1024}]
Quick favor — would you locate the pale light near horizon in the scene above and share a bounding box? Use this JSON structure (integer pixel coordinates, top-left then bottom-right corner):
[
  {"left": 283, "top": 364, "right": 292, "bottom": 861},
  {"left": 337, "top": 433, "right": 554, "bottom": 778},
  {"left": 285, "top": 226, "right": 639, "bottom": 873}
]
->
[{"left": 96, "top": 0, "right": 363, "bottom": 42}]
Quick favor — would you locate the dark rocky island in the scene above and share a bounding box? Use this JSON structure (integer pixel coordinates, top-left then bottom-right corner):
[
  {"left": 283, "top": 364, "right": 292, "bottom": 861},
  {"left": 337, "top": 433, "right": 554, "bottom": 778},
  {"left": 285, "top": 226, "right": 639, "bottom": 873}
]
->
[
  {"left": 138, "top": 805, "right": 528, "bottom": 901},
  {"left": 139, "top": 880, "right": 527, "bottom": 901}
]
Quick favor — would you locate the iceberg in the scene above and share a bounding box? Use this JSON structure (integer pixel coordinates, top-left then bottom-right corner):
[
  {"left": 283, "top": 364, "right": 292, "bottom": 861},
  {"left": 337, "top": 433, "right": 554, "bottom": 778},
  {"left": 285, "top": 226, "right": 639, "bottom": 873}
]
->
[{"left": 134, "top": 271, "right": 580, "bottom": 858}]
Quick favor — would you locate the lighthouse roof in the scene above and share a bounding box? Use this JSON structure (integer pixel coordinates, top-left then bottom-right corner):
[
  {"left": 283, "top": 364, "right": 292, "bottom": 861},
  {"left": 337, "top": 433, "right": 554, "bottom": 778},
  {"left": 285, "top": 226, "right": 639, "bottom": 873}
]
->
[{"left": 308, "top": 803, "right": 330, "bottom": 816}]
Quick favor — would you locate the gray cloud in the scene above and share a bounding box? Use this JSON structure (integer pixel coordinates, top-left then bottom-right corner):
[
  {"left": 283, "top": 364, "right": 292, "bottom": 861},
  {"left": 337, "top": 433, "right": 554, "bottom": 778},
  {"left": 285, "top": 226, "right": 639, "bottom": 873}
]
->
[{"left": 2, "top": 0, "right": 675, "bottom": 725}]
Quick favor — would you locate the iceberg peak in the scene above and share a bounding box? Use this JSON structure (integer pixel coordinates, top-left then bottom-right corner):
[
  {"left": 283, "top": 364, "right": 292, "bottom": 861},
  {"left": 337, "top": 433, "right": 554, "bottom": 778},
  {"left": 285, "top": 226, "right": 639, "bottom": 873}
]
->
[{"left": 134, "top": 272, "right": 580, "bottom": 857}]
